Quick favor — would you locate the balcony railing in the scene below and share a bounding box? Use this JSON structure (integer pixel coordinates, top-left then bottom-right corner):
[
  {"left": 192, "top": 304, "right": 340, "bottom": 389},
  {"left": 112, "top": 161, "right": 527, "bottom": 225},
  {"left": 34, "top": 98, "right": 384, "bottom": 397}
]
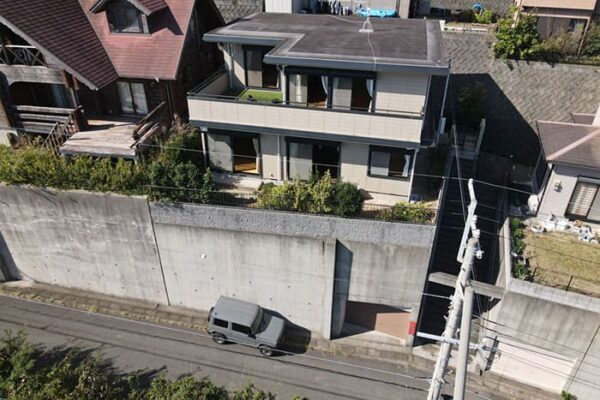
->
[
  {"left": 0, "top": 45, "right": 46, "bottom": 66},
  {"left": 188, "top": 67, "right": 425, "bottom": 144}
]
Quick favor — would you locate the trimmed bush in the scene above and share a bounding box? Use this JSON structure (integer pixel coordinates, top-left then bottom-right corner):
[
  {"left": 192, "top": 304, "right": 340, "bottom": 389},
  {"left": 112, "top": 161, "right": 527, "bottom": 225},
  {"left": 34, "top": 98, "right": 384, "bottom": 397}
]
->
[
  {"left": 0, "top": 145, "right": 147, "bottom": 195},
  {"left": 331, "top": 182, "right": 363, "bottom": 216},
  {"left": 583, "top": 22, "right": 600, "bottom": 56},
  {"left": 376, "top": 202, "right": 435, "bottom": 224},
  {"left": 158, "top": 123, "right": 203, "bottom": 167},
  {"left": 474, "top": 9, "right": 494, "bottom": 24},
  {"left": 255, "top": 172, "right": 363, "bottom": 217}
]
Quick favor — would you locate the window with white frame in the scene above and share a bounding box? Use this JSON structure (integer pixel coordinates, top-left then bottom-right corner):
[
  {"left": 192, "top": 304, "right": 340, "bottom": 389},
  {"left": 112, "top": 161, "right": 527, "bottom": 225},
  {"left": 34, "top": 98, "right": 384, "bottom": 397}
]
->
[
  {"left": 106, "top": 0, "right": 146, "bottom": 33},
  {"left": 566, "top": 178, "right": 600, "bottom": 222},
  {"left": 117, "top": 81, "right": 148, "bottom": 115},
  {"left": 368, "top": 146, "right": 414, "bottom": 179}
]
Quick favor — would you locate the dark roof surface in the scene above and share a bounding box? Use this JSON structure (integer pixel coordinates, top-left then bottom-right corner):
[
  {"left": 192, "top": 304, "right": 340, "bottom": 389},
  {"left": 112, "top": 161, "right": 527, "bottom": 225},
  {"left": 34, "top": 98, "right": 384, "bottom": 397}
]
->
[
  {"left": 91, "top": 0, "right": 168, "bottom": 15},
  {"left": 0, "top": 0, "right": 117, "bottom": 89},
  {"left": 80, "top": 0, "right": 195, "bottom": 80},
  {"left": 204, "top": 13, "right": 448, "bottom": 74},
  {"left": 213, "top": 0, "right": 262, "bottom": 23},
  {"left": 132, "top": 0, "right": 169, "bottom": 15},
  {"left": 537, "top": 120, "right": 600, "bottom": 169}
]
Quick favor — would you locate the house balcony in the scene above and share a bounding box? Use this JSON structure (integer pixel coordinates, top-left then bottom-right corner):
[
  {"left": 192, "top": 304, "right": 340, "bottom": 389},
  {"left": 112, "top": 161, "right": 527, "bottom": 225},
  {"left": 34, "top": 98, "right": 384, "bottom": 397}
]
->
[
  {"left": 0, "top": 45, "right": 46, "bottom": 67},
  {"left": 187, "top": 68, "right": 426, "bottom": 146}
]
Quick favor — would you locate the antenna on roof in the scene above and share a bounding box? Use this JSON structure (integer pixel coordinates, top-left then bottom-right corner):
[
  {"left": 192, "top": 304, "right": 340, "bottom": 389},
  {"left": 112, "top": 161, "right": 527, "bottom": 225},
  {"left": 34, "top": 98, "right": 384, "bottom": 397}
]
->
[{"left": 359, "top": 1, "right": 373, "bottom": 33}]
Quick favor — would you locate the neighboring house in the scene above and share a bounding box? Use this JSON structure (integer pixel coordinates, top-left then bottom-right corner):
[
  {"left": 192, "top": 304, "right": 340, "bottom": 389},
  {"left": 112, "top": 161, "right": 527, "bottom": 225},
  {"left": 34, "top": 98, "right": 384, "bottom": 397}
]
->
[
  {"left": 515, "top": 0, "right": 600, "bottom": 44},
  {"left": 0, "top": 0, "right": 222, "bottom": 158},
  {"left": 264, "top": 0, "right": 406, "bottom": 18},
  {"left": 213, "top": 0, "right": 263, "bottom": 23},
  {"left": 415, "top": 0, "right": 513, "bottom": 18},
  {"left": 187, "top": 13, "right": 449, "bottom": 203},
  {"left": 534, "top": 105, "right": 600, "bottom": 224}
]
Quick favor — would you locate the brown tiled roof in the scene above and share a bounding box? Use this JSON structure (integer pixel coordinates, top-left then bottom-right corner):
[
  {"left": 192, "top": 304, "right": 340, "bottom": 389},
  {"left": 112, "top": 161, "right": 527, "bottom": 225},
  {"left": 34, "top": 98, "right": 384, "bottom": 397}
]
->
[
  {"left": 91, "top": 0, "right": 168, "bottom": 15},
  {"left": 537, "top": 120, "right": 600, "bottom": 169},
  {"left": 81, "top": 0, "right": 195, "bottom": 81},
  {"left": 133, "top": 0, "right": 169, "bottom": 14},
  {"left": 0, "top": 0, "right": 117, "bottom": 89}
]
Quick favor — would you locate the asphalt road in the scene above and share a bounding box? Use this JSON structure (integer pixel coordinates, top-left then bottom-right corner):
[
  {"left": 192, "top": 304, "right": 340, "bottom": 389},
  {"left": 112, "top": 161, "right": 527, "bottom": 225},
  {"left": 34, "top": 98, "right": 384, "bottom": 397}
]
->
[{"left": 0, "top": 295, "right": 488, "bottom": 400}]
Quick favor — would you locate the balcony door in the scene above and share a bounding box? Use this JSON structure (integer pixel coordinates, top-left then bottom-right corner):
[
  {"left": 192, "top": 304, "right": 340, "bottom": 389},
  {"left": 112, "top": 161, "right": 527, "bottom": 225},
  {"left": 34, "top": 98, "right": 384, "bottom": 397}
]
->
[
  {"left": 117, "top": 81, "right": 148, "bottom": 116},
  {"left": 207, "top": 132, "right": 260, "bottom": 175},
  {"left": 243, "top": 46, "right": 279, "bottom": 89}
]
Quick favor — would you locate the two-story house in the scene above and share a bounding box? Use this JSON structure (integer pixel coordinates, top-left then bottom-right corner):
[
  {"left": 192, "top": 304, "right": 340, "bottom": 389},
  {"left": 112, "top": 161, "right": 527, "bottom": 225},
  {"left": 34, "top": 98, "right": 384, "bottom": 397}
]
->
[
  {"left": 187, "top": 13, "right": 449, "bottom": 203},
  {"left": 0, "top": 0, "right": 222, "bottom": 158}
]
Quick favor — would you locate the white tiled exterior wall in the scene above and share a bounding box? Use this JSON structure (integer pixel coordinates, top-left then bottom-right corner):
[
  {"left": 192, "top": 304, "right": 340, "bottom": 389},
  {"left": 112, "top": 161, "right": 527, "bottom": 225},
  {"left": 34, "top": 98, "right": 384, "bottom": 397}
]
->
[{"left": 374, "top": 72, "right": 429, "bottom": 115}]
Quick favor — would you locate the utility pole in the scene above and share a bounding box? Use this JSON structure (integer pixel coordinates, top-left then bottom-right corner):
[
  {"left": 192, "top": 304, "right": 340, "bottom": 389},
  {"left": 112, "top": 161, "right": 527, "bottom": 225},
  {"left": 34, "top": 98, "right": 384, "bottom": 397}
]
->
[
  {"left": 454, "top": 286, "right": 474, "bottom": 400},
  {"left": 427, "top": 179, "right": 482, "bottom": 400}
]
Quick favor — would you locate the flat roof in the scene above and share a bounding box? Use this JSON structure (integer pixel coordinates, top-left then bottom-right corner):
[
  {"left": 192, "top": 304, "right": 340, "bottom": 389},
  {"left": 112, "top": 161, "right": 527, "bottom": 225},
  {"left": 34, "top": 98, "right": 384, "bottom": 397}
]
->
[{"left": 204, "top": 13, "right": 449, "bottom": 75}]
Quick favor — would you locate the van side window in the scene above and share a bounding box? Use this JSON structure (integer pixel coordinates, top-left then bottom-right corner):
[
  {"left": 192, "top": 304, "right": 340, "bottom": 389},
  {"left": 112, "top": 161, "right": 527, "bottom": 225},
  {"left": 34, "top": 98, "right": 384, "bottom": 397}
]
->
[
  {"left": 232, "top": 323, "right": 252, "bottom": 335},
  {"left": 213, "top": 318, "right": 228, "bottom": 328}
]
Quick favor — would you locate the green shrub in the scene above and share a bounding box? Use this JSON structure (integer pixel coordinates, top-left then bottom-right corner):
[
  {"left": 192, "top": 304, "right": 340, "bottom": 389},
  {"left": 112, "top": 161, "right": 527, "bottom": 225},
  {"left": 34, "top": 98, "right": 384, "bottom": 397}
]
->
[
  {"left": 474, "top": 9, "right": 494, "bottom": 24},
  {"left": 510, "top": 217, "right": 522, "bottom": 232},
  {"left": 0, "top": 331, "right": 280, "bottom": 400},
  {"left": 530, "top": 32, "right": 580, "bottom": 62},
  {"left": 377, "top": 202, "right": 435, "bottom": 224},
  {"left": 561, "top": 391, "right": 577, "bottom": 400},
  {"left": 583, "top": 22, "right": 600, "bottom": 56},
  {"left": 514, "top": 261, "right": 531, "bottom": 280},
  {"left": 513, "top": 238, "right": 526, "bottom": 254},
  {"left": 149, "top": 161, "right": 215, "bottom": 203},
  {"left": 331, "top": 182, "right": 363, "bottom": 216},
  {"left": 0, "top": 145, "right": 147, "bottom": 195},
  {"left": 158, "top": 124, "right": 203, "bottom": 168},
  {"left": 457, "top": 9, "right": 475, "bottom": 23},
  {"left": 494, "top": 7, "right": 541, "bottom": 60},
  {"left": 255, "top": 172, "right": 362, "bottom": 216}
]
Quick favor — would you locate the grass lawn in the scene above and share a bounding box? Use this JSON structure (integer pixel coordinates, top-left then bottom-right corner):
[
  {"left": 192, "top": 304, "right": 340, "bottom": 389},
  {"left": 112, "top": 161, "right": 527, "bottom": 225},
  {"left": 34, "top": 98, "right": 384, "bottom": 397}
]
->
[
  {"left": 523, "top": 230, "right": 600, "bottom": 296},
  {"left": 237, "top": 88, "right": 283, "bottom": 103}
]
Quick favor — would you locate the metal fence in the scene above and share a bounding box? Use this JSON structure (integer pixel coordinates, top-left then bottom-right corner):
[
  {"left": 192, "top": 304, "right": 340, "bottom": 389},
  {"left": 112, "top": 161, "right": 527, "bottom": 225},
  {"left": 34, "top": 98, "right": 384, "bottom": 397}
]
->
[
  {"left": 530, "top": 267, "right": 600, "bottom": 298},
  {"left": 153, "top": 189, "right": 437, "bottom": 225}
]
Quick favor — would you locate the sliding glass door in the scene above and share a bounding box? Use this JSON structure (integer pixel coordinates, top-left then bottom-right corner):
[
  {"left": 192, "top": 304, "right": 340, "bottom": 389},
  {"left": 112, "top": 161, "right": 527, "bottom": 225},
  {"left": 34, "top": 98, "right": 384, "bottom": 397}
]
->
[{"left": 287, "top": 138, "right": 340, "bottom": 180}]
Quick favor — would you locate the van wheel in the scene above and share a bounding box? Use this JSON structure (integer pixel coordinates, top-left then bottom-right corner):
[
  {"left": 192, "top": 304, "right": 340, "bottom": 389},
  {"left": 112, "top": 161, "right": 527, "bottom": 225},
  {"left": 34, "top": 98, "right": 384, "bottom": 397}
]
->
[
  {"left": 259, "top": 345, "right": 274, "bottom": 357},
  {"left": 212, "top": 333, "right": 227, "bottom": 344}
]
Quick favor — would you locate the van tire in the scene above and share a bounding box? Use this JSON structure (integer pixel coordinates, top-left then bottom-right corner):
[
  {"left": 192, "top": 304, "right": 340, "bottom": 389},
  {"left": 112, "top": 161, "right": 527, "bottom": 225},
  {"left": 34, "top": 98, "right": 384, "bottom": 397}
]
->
[
  {"left": 259, "top": 345, "right": 274, "bottom": 357},
  {"left": 212, "top": 333, "right": 227, "bottom": 344}
]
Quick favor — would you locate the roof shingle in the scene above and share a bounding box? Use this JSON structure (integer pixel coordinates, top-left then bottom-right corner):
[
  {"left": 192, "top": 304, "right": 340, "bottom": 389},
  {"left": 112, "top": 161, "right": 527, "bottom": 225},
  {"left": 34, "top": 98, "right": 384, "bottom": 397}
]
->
[
  {"left": 537, "top": 120, "right": 600, "bottom": 169},
  {"left": 0, "top": 0, "right": 117, "bottom": 89}
]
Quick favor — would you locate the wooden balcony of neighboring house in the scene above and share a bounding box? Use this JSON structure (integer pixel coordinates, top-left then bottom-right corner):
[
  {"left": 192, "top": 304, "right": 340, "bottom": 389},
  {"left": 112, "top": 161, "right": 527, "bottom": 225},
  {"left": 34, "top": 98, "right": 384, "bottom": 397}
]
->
[
  {"left": 187, "top": 67, "right": 426, "bottom": 146},
  {"left": 0, "top": 44, "right": 46, "bottom": 67},
  {"left": 58, "top": 102, "right": 171, "bottom": 160}
]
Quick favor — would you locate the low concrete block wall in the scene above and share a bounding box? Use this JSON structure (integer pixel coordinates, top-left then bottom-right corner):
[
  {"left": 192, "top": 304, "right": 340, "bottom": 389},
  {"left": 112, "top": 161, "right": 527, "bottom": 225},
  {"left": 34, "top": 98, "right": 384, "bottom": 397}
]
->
[{"left": 0, "top": 185, "right": 168, "bottom": 303}]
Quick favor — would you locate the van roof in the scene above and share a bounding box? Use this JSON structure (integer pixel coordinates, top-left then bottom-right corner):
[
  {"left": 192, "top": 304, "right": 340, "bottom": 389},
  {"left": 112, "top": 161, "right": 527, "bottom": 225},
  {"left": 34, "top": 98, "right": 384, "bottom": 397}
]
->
[{"left": 213, "top": 296, "right": 261, "bottom": 327}]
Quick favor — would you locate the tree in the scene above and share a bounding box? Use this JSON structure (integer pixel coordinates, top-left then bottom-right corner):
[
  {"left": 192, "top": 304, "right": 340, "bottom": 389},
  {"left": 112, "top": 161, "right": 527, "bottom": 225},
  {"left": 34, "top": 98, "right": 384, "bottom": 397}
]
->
[{"left": 494, "top": 7, "right": 541, "bottom": 60}]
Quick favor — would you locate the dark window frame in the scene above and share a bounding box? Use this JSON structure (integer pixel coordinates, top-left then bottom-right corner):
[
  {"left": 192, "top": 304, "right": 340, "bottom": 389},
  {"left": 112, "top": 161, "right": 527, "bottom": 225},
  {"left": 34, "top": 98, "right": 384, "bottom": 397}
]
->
[
  {"left": 106, "top": 0, "right": 149, "bottom": 34},
  {"left": 565, "top": 176, "right": 600, "bottom": 223},
  {"left": 285, "top": 136, "right": 341, "bottom": 180},
  {"left": 116, "top": 80, "right": 148, "bottom": 116},
  {"left": 206, "top": 130, "right": 262, "bottom": 176},
  {"left": 367, "top": 145, "right": 415, "bottom": 181},
  {"left": 242, "top": 45, "right": 280, "bottom": 90},
  {"left": 285, "top": 67, "right": 376, "bottom": 112}
]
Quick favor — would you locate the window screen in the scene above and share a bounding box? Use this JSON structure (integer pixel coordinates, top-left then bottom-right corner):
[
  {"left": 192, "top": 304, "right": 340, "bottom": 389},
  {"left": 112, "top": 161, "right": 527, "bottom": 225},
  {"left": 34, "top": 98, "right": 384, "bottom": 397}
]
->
[
  {"left": 232, "top": 323, "right": 252, "bottom": 335},
  {"left": 213, "top": 318, "right": 228, "bottom": 328},
  {"left": 566, "top": 181, "right": 599, "bottom": 219}
]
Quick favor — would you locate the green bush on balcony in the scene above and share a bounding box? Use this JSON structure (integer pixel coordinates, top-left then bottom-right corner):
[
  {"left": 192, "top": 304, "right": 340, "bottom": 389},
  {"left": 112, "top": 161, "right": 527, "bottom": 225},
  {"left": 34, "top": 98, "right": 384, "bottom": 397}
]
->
[
  {"left": 376, "top": 201, "right": 435, "bottom": 223},
  {"left": 255, "top": 172, "right": 363, "bottom": 216}
]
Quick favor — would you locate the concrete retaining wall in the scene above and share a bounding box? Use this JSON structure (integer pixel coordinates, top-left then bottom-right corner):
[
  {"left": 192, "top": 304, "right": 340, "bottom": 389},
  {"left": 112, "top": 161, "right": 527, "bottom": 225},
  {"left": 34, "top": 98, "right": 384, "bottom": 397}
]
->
[
  {"left": 487, "top": 217, "right": 600, "bottom": 399},
  {"left": 0, "top": 185, "right": 436, "bottom": 341},
  {"left": 0, "top": 185, "right": 168, "bottom": 303}
]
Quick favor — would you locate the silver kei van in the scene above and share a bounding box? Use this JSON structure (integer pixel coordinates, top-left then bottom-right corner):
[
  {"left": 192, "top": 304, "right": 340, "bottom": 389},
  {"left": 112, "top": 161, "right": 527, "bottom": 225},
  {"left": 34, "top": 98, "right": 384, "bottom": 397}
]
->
[{"left": 207, "top": 296, "right": 285, "bottom": 356}]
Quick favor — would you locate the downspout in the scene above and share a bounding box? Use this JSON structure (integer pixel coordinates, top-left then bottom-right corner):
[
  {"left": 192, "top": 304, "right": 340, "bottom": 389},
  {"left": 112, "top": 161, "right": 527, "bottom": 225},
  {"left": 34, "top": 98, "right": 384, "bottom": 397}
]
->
[
  {"left": 163, "top": 80, "right": 174, "bottom": 118},
  {"left": 437, "top": 60, "right": 451, "bottom": 145}
]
